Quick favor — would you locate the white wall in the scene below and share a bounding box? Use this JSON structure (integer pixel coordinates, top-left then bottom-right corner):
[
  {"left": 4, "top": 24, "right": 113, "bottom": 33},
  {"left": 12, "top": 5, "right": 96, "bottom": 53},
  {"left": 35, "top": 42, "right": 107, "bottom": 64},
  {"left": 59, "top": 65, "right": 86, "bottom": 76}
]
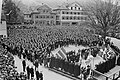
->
[
  {"left": 0, "top": 21, "right": 7, "bottom": 37},
  {"left": 0, "top": 0, "right": 3, "bottom": 22}
]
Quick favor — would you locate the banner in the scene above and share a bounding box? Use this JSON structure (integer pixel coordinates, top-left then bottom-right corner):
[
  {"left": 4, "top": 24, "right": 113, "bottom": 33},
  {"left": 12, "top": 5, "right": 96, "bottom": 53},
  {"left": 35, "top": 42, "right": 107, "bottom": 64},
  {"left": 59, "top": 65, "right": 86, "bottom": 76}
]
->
[
  {"left": 61, "top": 47, "right": 66, "bottom": 54},
  {"left": 57, "top": 50, "right": 66, "bottom": 59}
]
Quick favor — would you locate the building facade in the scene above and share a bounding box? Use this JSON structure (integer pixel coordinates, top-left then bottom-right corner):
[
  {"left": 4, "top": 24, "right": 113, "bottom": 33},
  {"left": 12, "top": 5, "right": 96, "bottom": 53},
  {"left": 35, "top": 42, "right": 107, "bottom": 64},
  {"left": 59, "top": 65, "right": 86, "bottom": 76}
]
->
[
  {"left": 24, "top": 2, "right": 89, "bottom": 26},
  {"left": 24, "top": 12, "right": 32, "bottom": 24},
  {"left": 31, "top": 4, "right": 56, "bottom": 26},
  {"left": 54, "top": 2, "right": 89, "bottom": 26}
]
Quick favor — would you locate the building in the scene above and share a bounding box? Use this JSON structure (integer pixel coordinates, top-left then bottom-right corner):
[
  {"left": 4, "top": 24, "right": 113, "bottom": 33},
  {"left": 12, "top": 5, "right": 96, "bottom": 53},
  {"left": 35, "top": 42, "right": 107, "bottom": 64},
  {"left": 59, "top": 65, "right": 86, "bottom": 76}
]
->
[
  {"left": 24, "top": 12, "right": 32, "bottom": 24},
  {"left": 0, "top": 9, "right": 7, "bottom": 38},
  {"left": 31, "top": 4, "right": 56, "bottom": 26},
  {"left": 53, "top": 2, "right": 89, "bottom": 26},
  {"left": 24, "top": 2, "right": 89, "bottom": 26}
]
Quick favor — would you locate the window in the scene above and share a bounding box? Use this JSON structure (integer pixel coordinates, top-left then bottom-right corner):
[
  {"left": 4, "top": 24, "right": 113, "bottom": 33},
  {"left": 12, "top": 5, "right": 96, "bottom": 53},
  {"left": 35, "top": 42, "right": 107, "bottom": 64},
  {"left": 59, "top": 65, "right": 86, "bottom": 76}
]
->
[
  {"left": 66, "top": 12, "right": 69, "bottom": 14},
  {"left": 62, "top": 16, "right": 65, "bottom": 20},
  {"left": 70, "top": 12, "right": 73, "bottom": 14},
  {"left": 40, "top": 16, "right": 43, "bottom": 18},
  {"left": 71, "top": 7, "right": 73, "bottom": 10},
  {"left": 74, "top": 16, "right": 76, "bottom": 20},
  {"left": 29, "top": 15, "right": 31, "bottom": 18},
  {"left": 74, "top": 12, "right": 76, "bottom": 15},
  {"left": 78, "top": 17, "right": 80, "bottom": 20},
  {"left": 78, "top": 8, "right": 80, "bottom": 10},
  {"left": 36, "top": 15, "right": 38, "bottom": 18},
  {"left": 81, "top": 17, "right": 83, "bottom": 20},
  {"left": 51, "top": 16, "right": 54, "bottom": 18},
  {"left": 35, "top": 21, "right": 39, "bottom": 24},
  {"left": 46, "top": 10, "right": 49, "bottom": 13},
  {"left": 84, "top": 17, "right": 87, "bottom": 20},
  {"left": 75, "top": 7, "right": 76, "bottom": 10},
  {"left": 56, "top": 16, "right": 59, "bottom": 20},
  {"left": 66, "top": 16, "right": 69, "bottom": 20},
  {"left": 81, "top": 12, "right": 83, "bottom": 15},
  {"left": 78, "top": 12, "right": 80, "bottom": 15},
  {"left": 62, "top": 11, "right": 65, "bottom": 14},
  {"left": 70, "top": 16, "right": 72, "bottom": 20},
  {"left": 43, "top": 15, "right": 45, "bottom": 18},
  {"left": 47, "top": 16, "right": 49, "bottom": 18},
  {"left": 43, "top": 10, "right": 46, "bottom": 13}
]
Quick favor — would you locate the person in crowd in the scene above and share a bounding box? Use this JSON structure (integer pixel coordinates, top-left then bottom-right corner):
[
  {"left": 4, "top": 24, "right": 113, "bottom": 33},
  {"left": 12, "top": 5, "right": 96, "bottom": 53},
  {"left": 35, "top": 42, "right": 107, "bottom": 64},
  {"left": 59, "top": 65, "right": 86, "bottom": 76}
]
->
[
  {"left": 2, "top": 25, "right": 119, "bottom": 80},
  {"left": 30, "top": 66, "right": 34, "bottom": 79},
  {"left": 34, "top": 59, "right": 39, "bottom": 71},
  {"left": 39, "top": 71, "right": 43, "bottom": 80},
  {"left": 26, "top": 65, "right": 30, "bottom": 79},
  {"left": 36, "top": 69, "right": 40, "bottom": 80},
  {"left": 22, "top": 59, "right": 26, "bottom": 72}
]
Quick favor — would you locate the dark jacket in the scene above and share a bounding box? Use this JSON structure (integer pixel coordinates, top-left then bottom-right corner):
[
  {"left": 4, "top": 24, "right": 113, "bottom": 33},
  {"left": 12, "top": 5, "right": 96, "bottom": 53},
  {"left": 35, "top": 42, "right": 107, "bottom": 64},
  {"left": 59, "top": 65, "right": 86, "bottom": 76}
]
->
[
  {"left": 22, "top": 60, "right": 26, "bottom": 66},
  {"left": 39, "top": 72, "right": 43, "bottom": 80},
  {"left": 30, "top": 67, "right": 34, "bottom": 77}
]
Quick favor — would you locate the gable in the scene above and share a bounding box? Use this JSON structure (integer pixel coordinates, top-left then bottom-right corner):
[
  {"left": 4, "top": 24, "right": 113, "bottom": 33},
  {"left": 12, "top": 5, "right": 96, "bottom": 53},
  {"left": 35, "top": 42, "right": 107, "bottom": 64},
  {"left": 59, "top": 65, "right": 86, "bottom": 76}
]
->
[
  {"left": 37, "top": 5, "right": 51, "bottom": 10},
  {"left": 70, "top": 3, "right": 80, "bottom": 7},
  {"left": 68, "top": 2, "right": 83, "bottom": 10}
]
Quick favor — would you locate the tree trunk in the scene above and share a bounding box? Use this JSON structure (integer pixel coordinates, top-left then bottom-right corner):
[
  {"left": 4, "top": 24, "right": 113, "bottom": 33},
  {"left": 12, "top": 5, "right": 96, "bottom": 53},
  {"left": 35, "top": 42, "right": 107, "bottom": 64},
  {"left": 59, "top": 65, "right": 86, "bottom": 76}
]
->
[{"left": 102, "top": 32, "right": 107, "bottom": 43}]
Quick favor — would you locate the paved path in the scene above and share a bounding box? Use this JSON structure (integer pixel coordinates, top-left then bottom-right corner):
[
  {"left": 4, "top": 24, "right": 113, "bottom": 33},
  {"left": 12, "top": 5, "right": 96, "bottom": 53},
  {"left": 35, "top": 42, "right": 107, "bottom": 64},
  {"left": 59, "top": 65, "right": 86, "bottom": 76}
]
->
[{"left": 14, "top": 55, "right": 72, "bottom": 80}]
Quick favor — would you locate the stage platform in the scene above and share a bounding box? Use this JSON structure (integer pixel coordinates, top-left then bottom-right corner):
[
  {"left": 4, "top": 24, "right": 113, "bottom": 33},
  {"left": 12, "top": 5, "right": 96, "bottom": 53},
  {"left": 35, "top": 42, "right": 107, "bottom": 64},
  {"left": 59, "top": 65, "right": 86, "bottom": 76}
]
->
[{"left": 93, "top": 65, "right": 120, "bottom": 80}]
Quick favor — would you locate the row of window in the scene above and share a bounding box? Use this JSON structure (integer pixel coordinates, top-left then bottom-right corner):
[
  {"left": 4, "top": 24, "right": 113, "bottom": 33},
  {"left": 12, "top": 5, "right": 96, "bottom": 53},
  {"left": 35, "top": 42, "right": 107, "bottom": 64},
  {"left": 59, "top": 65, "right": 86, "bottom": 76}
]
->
[
  {"left": 62, "top": 11, "right": 86, "bottom": 15},
  {"left": 62, "top": 16, "right": 87, "bottom": 20},
  {"left": 35, "top": 15, "right": 54, "bottom": 19},
  {"left": 25, "top": 15, "right": 31, "bottom": 18},
  {"left": 37, "top": 9, "right": 50, "bottom": 13},
  {"left": 35, "top": 20, "right": 55, "bottom": 25},
  {"left": 70, "top": 7, "right": 82, "bottom": 10}
]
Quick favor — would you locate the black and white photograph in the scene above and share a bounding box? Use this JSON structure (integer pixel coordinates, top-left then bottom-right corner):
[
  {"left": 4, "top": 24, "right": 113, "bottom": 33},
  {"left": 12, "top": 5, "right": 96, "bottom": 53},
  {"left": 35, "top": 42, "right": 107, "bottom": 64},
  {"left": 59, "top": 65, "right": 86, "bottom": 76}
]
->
[{"left": 0, "top": 0, "right": 120, "bottom": 80}]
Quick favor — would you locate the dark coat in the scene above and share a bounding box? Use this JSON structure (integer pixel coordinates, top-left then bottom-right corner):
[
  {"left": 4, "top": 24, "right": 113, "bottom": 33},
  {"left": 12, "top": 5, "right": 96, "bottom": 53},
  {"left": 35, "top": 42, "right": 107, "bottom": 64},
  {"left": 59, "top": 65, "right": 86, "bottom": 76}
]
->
[
  {"left": 30, "top": 67, "right": 34, "bottom": 77},
  {"left": 36, "top": 71, "right": 39, "bottom": 80},
  {"left": 22, "top": 60, "right": 26, "bottom": 67},
  {"left": 34, "top": 61, "right": 39, "bottom": 68},
  {"left": 39, "top": 72, "right": 43, "bottom": 80},
  {"left": 26, "top": 66, "right": 30, "bottom": 74}
]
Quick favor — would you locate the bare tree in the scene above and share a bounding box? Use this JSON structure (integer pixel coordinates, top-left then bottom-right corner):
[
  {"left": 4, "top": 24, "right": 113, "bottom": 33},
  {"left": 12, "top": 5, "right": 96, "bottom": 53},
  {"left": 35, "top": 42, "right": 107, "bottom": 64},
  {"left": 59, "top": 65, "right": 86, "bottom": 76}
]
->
[{"left": 85, "top": 0, "right": 120, "bottom": 41}]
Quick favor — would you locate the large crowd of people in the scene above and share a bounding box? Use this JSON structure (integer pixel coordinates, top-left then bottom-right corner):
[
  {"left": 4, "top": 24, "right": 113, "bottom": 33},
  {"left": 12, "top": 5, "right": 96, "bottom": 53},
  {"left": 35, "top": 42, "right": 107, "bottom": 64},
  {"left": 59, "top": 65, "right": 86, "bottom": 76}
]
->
[
  {"left": 0, "top": 25, "right": 120, "bottom": 80},
  {"left": 4, "top": 26, "right": 99, "bottom": 62},
  {"left": 0, "top": 42, "right": 28, "bottom": 80}
]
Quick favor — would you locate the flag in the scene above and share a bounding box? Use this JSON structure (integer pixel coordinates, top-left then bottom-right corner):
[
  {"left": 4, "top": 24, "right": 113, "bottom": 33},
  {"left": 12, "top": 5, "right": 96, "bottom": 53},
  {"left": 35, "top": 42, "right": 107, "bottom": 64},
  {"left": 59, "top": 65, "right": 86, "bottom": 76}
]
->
[
  {"left": 56, "top": 53, "right": 61, "bottom": 58},
  {"left": 61, "top": 47, "right": 66, "bottom": 54},
  {"left": 58, "top": 50, "right": 66, "bottom": 59},
  {"left": 108, "top": 45, "right": 115, "bottom": 54},
  {"left": 50, "top": 52, "right": 54, "bottom": 57}
]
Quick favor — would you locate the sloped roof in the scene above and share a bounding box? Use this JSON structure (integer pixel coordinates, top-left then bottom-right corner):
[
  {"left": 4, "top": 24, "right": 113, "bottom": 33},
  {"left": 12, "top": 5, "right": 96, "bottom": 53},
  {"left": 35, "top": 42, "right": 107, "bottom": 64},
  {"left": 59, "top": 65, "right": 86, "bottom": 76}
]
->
[
  {"left": 53, "top": 2, "right": 69, "bottom": 11},
  {"left": 37, "top": 4, "right": 52, "bottom": 10},
  {"left": 67, "top": 1, "right": 83, "bottom": 8},
  {"left": 53, "top": 1, "right": 86, "bottom": 11}
]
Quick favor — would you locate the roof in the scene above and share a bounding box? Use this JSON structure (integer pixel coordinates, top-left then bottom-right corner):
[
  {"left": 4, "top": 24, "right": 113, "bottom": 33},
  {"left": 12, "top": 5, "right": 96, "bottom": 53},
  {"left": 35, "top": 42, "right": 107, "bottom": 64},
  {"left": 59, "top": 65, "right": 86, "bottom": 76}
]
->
[
  {"left": 53, "top": 2, "right": 69, "bottom": 11},
  {"left": 24, "top": 12, "right": 31, "bottom": 14},
  {"left": 53, "top": 1, "right": 85, "bottom": 11},
  {"left": 67, "top": 1, "right": 83, "bottom": 8},
  {"left": 37, "top": 4, "right": 52, "bottom": 10}
]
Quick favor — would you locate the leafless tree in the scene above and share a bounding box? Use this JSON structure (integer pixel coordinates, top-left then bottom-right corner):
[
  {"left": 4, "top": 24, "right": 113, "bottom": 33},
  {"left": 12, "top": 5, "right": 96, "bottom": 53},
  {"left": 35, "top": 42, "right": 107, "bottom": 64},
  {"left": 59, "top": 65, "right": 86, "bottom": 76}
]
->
[{"left": 85, "top": 0, "right": 120, "bottom": 41}]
